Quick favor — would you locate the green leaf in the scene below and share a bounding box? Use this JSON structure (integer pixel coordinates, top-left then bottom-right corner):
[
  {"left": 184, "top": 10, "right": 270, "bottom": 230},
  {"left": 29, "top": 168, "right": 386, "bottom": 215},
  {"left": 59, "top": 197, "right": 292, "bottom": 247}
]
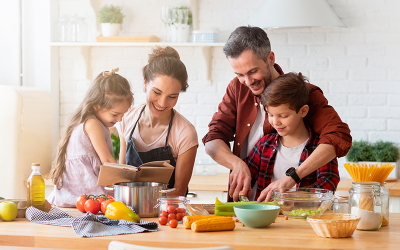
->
[
  {"left": 111, "top": 133, "right": 120, "bottom": 161},
  {"left": 98, "top": 5, "right": 125, "bottom": 24}
]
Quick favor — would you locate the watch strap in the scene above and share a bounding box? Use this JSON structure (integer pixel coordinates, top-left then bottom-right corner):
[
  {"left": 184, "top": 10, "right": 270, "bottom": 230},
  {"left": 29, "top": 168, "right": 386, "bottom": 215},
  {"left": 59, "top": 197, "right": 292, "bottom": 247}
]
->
[{"left": 286, "top": 167, "right": 301, "bottom": 184}]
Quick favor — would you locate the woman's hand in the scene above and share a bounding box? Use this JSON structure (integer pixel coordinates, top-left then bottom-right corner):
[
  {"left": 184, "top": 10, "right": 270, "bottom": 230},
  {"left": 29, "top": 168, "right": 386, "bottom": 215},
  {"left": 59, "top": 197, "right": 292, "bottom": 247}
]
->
[{"left": 168, "top": 146, "right": 197, "bottom": 197}]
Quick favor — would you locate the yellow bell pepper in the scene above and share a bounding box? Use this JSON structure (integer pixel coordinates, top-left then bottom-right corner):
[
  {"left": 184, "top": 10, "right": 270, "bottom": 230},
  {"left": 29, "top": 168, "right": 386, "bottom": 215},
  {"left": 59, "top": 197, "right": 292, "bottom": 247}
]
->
[{"left": 105, "top": 201, "right": 140, "bottom": 223}]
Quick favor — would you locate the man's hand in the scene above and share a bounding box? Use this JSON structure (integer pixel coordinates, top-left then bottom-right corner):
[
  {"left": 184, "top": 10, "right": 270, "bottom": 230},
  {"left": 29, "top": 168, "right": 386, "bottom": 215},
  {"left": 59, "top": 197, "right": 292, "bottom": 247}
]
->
[
  {"left": 229, "top": 160, "right": 252, "bottom": 202},
  {"left": 256, "top": 176, "right": 296, "bottom": 202}
]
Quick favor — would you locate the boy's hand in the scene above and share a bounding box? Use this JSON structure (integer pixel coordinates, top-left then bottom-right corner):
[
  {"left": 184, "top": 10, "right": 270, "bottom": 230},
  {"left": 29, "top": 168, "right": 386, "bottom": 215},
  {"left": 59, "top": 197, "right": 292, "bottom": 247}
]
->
[{"left": 257, "top": 176, "right": 296, "bottom": 202}]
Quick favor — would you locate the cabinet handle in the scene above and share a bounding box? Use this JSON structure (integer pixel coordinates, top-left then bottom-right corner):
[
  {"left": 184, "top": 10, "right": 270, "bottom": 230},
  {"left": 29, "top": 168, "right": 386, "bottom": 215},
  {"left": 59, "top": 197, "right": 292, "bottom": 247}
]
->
[{"left": 187, "top": 192, "right": 197, "bottom": 198}]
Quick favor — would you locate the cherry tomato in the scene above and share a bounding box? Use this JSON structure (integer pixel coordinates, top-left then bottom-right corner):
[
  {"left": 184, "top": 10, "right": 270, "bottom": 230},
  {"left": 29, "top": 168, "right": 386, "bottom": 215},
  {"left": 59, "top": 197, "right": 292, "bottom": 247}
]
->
[
  {"left": 97, "top": 197, "right": 105, "bottom": 204},
  {"left": 159, "top": 211, "right": 168, "bottom": 218},
  {"left": 167, "top": 205, "right": 176, "bottom": 214},
  {"left": 169, "top": 219, "right": 178, "bottom": 228},
  {"left": 105, "top": 195, "right": 114, "bottom": 200},
  {"left": 84, "top": 199, "right": 101, "bottom": 214},
  {"left": 159, "top": 216, "right": 168, "bottom": 225},
  {"left": 168, "top": 213, "right": 176, "bottom": 220},
  {"left": 76, "top": 195, "right": 89, "bottom": 213},
  {"left": 101, "top": 199, "right": 114, "bottom": 214},
  {"left": 175, "top": 213, "right": 184, "bottom": 221},
  {"left": 176, "top": 208, "right": 185, "bottom": 213}
]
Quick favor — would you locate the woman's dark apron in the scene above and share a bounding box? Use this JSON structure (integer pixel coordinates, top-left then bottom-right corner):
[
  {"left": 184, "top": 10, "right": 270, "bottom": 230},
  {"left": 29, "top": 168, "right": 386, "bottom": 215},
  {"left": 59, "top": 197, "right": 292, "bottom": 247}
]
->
[{"left": 125, "top": 106, "right": 187, "bottom": 195}]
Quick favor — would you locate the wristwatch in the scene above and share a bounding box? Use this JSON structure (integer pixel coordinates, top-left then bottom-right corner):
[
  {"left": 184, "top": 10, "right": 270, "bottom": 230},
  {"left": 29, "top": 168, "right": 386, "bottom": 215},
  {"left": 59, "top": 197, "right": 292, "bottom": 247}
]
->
[{"left": 285, "top": 167, "right": 301, "bottom": 184}]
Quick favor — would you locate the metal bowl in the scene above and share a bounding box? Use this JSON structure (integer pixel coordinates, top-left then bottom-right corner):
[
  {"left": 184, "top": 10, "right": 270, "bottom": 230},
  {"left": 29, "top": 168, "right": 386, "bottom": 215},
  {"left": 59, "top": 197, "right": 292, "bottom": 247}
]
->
[{"left": 272, "top": 188, "right": 334, "bottom": 219}]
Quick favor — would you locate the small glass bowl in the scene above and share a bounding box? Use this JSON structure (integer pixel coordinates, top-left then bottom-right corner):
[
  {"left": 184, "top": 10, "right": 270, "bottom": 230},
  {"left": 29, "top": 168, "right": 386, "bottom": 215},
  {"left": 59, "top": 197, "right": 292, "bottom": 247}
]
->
[{"left": 272, "top": 188, "right": 334, "bottom": 219}]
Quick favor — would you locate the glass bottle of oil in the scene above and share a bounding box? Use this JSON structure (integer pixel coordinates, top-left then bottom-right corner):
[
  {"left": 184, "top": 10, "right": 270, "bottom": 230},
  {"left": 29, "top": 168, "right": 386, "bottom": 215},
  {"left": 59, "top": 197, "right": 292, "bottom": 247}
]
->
[{"left": 27, "top": 163, "right": 45, "bottom": 210}]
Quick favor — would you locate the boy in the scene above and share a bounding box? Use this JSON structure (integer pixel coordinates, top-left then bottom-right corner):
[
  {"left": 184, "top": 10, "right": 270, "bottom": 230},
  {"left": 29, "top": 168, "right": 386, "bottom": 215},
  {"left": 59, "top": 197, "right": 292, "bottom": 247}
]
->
[{"left": 245, "top": 72, "right": 340, "bottom": 202}]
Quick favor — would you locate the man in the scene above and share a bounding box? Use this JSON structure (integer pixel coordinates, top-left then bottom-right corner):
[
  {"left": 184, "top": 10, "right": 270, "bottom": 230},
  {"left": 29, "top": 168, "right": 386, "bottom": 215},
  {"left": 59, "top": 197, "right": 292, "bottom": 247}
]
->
[{"left": 202, "top": 26, "right": 351, "bottom": 202}]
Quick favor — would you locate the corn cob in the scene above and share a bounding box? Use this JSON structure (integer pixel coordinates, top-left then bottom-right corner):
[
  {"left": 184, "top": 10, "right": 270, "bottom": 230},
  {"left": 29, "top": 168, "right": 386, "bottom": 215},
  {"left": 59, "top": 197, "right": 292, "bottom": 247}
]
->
[
  {"left": 183, "top": 215, "right": 220, "bottom": 229},
  {"left": 191, "top": 217, "right": 236, "bottom": 232}
]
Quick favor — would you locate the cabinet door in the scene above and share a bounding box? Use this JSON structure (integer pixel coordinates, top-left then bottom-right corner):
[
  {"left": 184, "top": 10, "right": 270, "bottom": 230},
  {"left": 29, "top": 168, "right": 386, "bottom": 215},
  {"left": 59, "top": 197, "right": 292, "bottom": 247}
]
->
[{"left": 187, "top": 191, "right": 228, "bottom": 204}]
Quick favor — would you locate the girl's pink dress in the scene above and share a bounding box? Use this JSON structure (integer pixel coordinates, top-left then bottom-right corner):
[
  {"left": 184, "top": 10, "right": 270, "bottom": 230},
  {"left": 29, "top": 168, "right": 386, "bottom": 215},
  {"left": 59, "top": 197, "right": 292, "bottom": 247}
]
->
[{"left": 47, "top": 116, "right": 113, "bottom": 207}]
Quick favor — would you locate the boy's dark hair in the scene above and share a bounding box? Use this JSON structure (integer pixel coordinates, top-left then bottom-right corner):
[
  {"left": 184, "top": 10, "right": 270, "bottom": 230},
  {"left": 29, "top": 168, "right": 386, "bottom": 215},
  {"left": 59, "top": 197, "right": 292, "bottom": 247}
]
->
[
  {"left": 223, "top": 26, "right": 271, "bottom": 61},
  {"left": 262, "top": 72, "right": 310, "bottom": 113}
]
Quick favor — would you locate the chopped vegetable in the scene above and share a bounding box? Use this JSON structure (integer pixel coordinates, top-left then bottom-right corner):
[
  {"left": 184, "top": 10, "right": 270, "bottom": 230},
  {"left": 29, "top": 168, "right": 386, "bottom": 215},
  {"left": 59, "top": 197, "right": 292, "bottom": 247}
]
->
[{"left": 289, "top": 208, "right": 322, "bottom": 217}]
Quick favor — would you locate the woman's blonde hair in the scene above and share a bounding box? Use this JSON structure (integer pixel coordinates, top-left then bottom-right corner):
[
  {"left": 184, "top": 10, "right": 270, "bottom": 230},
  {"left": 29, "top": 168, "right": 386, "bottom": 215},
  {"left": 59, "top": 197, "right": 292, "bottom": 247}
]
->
[{"left": 49, "top": 68, "right": 133, "bottom": 189}]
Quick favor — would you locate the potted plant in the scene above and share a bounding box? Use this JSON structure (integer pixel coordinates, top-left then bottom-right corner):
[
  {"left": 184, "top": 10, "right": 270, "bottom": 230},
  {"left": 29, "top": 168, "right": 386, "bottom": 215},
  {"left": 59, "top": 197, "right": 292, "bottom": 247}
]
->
[
  {"left": 346, "top": 140, "right": 400, "bottom": 178},
  {"left": 98, "top": 5, "right": 125, "bottom": 37},
  {"left": 171, "top": 6, "right": 192, "bottom": 42}
]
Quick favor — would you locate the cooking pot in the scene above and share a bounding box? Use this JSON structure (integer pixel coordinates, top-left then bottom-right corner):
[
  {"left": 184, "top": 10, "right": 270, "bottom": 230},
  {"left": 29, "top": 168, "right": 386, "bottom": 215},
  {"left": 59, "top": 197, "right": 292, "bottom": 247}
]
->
[{"left": 105, "top": 182, "right": 176, "bottom": 217}]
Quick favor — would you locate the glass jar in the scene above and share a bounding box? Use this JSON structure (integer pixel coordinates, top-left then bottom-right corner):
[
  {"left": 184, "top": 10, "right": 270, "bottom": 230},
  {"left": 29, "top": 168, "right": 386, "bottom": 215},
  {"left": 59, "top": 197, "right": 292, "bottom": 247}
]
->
[
  {"left": 55, "top": 17, "right": 68, "bottom": 42},
  {"left": 67, "top": 14, "right": 78, "bottom": 42},
  {"left": 157, "top": 196, "right": 189, "bottom": 224},
  {"left": 380, "top": 182, "right": 389, "bottom": 226},
  {"left": 333, "top": 190, "right": 349, "bottom": 214},
  {"left": 349, "top": 182, "right": 382, "bottom": 231},
  {"left": 75, "top": 16, "right": 88, "bottom": 42}
]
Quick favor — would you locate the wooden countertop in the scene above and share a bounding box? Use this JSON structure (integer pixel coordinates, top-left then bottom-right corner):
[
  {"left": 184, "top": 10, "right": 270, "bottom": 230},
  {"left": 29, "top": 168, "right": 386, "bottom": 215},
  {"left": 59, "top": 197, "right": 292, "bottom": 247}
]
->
[{"left": 1, "top": 208, "right": 400, "bottom": 250}]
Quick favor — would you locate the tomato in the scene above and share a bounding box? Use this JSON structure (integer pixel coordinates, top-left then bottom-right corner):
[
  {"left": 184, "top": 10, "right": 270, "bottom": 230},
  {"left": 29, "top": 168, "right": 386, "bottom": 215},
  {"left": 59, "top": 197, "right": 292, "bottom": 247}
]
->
[
  {"left": 105, "top": 195, "right": 114, "bottom": 200},
  {"left": 159, "top": 211, "right": 168, "bottom": 218},
  {"left": 84, "top": 199, "right": 101, "bottom": 214},
  {"left": 159, "top": 216, "right": 168, "bottom": 225},
  {"left": 76, "top": 195, "right": 89, "bottom": 213},
  {"left": 169, "top": 219, "right": 178, "bottom": 228},
  {"left": 168, "top": 213, "right": 176, "bottom": 220},
  {"left": 101, "top": 199, "right": 114, "bottom": 214},
  {"left": 175, "top": 213, "right": 184, "bottom": 221},
  {"left": 167, "top": 205, "right": 176, "bottom": 214},
  {"left": 97, "top": 197, "right": 105, "bottom": 204},
  {"left": 176, "top": 207, "right": 186, "bottom": 214}
]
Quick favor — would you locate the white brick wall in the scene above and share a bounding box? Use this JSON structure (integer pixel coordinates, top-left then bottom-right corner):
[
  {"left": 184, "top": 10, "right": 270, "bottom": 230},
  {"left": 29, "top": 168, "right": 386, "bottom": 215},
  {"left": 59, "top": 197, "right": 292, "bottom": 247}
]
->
[{"left": 58, "top": 0, "right": 400, "bottom": 175}]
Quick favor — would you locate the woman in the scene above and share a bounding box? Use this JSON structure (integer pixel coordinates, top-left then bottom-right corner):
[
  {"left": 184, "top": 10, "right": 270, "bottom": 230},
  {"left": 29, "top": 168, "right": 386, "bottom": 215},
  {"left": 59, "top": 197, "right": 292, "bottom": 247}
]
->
[{"left": 116, "top": 46, "right": 198, "bottom": 197}]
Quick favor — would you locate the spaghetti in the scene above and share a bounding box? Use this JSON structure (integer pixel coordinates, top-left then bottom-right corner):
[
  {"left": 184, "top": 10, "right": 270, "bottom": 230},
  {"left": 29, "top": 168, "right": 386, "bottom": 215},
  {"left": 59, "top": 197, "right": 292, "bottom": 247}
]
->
[{"left": 344, "top": 163, "right": 395, "bottom": 183}]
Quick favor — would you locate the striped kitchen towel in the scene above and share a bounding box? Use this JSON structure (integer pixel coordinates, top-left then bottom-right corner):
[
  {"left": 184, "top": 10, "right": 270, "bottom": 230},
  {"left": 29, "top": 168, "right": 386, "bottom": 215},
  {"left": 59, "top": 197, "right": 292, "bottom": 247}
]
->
[{"left": 25, "top": 206, "right": 158, "bottom": 237}]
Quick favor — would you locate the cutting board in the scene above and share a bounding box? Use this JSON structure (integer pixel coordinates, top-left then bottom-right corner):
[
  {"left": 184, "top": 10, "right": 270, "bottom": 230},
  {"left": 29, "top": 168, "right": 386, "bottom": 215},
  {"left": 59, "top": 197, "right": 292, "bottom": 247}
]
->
[{"left": 96, "top": 35, "right": 159, "bottom": 42}]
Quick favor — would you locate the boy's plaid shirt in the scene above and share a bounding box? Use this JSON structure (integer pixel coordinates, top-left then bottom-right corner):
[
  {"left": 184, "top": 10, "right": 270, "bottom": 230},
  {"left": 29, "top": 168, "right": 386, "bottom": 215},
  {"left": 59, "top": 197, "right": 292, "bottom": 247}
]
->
[{"left": 245, "top": 127, "right": 340, "bottom": 199}]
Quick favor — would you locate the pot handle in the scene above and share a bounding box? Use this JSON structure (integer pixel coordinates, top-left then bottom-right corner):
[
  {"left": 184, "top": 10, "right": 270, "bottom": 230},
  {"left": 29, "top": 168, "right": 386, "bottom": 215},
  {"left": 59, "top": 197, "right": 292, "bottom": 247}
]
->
[
  {"left": 159, "top": 188, "right": 178, "bottom": 194},
  {"left": 104, "top": 186, "right": 114, "bottom": 191}
]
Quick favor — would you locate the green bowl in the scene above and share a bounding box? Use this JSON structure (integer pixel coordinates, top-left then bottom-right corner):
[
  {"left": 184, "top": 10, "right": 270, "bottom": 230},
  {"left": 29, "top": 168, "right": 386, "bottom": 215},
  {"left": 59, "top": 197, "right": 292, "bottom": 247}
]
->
[{"left": 233, "top": 204, "right": 280, "bottom": 228}]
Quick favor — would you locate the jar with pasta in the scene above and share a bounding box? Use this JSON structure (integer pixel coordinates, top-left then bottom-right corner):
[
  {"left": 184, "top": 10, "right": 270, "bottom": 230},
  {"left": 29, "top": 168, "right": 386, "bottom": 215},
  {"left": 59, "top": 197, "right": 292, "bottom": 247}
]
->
[
  {"left": 349, "top": 181, "right": 382, "bottom": 231},
  {"left": 380, "top": 182, "right": 389, "bottom": 226}
]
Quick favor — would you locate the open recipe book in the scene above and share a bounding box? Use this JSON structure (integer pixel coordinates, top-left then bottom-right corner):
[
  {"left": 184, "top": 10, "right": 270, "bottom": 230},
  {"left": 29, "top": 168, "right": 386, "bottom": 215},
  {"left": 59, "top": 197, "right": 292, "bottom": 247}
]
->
[{"left": 97, "top": 161, "right": 175, "bottom": 186}]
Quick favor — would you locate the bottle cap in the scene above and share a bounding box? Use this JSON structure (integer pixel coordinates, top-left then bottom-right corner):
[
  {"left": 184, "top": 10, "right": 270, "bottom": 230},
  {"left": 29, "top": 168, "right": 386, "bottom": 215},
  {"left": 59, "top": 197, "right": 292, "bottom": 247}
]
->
[{"left": 32, "top": 163, "right": 40, "bottom": 170}]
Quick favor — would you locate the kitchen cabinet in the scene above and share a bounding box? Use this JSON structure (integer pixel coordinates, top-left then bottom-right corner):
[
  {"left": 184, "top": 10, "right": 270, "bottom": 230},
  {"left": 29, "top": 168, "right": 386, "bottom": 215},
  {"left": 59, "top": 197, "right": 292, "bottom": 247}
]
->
[{"left": 188, "top": 173, "right": 229, "bottom": 203}]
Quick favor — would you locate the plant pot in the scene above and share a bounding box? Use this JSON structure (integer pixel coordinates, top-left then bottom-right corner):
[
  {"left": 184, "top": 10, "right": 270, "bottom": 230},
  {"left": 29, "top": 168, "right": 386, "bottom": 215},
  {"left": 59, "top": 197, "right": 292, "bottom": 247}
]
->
[{"left": 101, "top": 23, "right": 121, "bottom": 37}]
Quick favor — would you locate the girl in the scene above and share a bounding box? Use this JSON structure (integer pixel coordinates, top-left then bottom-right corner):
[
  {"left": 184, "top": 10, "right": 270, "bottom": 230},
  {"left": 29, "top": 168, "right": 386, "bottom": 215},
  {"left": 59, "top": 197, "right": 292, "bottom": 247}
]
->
[
  {"left": 116, "top": 46, "right": 198, "bottom": 197},
  {"left": 48, "top": 68, "right": 133, "bottom": 207}
]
